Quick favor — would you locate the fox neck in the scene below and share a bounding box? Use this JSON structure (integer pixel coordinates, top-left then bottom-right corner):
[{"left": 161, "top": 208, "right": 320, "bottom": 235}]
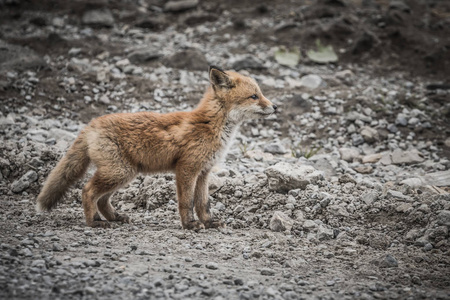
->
[{"left": 195, "top": 87, "right": 242, "bottom": 144}]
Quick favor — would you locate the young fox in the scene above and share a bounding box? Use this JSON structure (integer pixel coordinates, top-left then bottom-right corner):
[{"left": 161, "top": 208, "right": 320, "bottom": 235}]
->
[{"left": 36, "top": 66, "right": 277, "bottom": 230}]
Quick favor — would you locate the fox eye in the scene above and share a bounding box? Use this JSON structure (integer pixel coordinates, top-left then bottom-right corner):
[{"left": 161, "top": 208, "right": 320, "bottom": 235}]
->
[{"left": 250, "top": 94, "right": 258, "bottom": 100}]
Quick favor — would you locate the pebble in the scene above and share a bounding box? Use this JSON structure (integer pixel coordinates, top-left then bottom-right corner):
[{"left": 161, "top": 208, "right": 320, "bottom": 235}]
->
[
  {"left": 378, "top": 254, "right": 398, "bottom": 268},
  {"left": 206, "top": 262, "right": 218, "bottom": 270},
  {"left": 261, "top": 268, "right": 275, "bottom": 276}
]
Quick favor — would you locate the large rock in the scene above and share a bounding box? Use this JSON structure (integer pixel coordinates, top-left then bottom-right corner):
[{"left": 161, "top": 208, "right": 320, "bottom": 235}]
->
[
  {"left": 265, "top": 162, "right": 323, "bottom": 193},
  {"left": 339, "top": 147, "right": 359, "bottom": 162},
  {"left": 269, "top": 211, "right": 293, "bottom": 232},
  {"left": 163, "top": 49, "right": 207, "bottom": 71},
  {"left": 423, "top": 170, "right": 450, "bottom": 187},
  {"left": 82, "top": 9, "right": 114, "bottom": 28},
  {"left": 264, "top": 141, "right": 288, "bottom": 155},
  {"left": 11, "top": 170, "right": 38, "bottom": 193},
  {"left": 0, "top": 40, "right": 47, "bottom": 71},
  {"left": 391, "top": 149, "right": 424, "bottom": 165}
]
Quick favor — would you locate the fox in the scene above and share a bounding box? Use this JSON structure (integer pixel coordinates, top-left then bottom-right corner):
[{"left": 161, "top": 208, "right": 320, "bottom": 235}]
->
[{"left": 36, "top": 66, "right": 277, "bottom": 230}]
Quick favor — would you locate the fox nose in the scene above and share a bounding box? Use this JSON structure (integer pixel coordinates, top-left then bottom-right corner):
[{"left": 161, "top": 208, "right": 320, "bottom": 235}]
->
[{"left": 272, "top": 104, "right": 278, "bottom": 111}]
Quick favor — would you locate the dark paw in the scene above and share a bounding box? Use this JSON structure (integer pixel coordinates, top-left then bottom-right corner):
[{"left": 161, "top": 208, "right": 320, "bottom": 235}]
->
[
  {"left": 114, "top": 212, "right": 131, "bottom": 224},
  {"left": 204, "top": 220, "right": 226, "bottom": 229},
  {"left": 183, "top": 220, "right": 205, "bottom": 231},
  {"left": 93, "top": 213, "right": 102, "bottom": 221},
  {"left": 88, "top": 220, "right": 111, "bottom": 228}
]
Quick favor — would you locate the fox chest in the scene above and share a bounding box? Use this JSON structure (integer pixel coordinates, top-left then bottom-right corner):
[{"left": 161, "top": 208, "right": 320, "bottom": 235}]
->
[{"left": 204, "top": 124, "right": 239, "bottom": 170}]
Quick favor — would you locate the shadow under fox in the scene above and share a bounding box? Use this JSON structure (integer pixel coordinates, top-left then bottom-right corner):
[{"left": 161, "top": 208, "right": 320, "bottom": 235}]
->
[{"left": 36, "top": 66, "right": 276, "bottom": 230}]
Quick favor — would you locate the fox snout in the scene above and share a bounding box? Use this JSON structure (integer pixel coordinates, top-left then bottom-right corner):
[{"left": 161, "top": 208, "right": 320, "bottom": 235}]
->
[{"left": 259, "top": 96, "right": 277, "bottom": 115}]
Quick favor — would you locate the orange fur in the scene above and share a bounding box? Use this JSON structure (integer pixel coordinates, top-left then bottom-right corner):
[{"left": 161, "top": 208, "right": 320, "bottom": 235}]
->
[{"left": 36, "top": 67, "right": 276, "bottom": 230}]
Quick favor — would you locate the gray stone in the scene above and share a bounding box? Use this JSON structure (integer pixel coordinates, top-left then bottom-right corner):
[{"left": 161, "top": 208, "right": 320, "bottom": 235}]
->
[
  {"left": 395, "top": 113, "right": 408, "bottom": 126},
  {"left": 360, "top": 126, "right": 378, "bottom": 143},
  {"left": 387, "top": 190, "right": 411, "bottom": 201},
  {"left": 362, "top": 153, "right": 382, "bottom": 164},
  {"left": 327, "top": 205, "right": 349, "bottom": 217},
  {"left": 11, "top": 170, "right": 38, "bottom": 193},
  {"left": 437, "top": 210, "right": 450, "bottom": 226},
  {"left": 408, "top": 117, "right": 419, "bottom": 125},
  {"left": 378, "top": 254, "right": 398, "bottom": 268},
  {"left": 82, "top": 9, "right": 114, "bottom": 27},
  {"left": 164, "top": 0, "right": 199, "bottom": 12},
  {"left": 423, "top": 243, "right": 433, "bottom": 251},
  {"left": 99, "top": 95, "right": 111, "bottom": 105},
  {"left": 261, "top": 268, "right": 275, "bottom": 276},
  {"left": 302, "top": 220, "right": 318, "bottom": 230},
  {"left": 269, "top": 211, "right": 293, "bottom": 232},
  {"left": 339, "top": 174, "right": 356, "bottom": 184},
  {"left": 317, "top": 225, "right": 334, "bottom": 241},
  {"left": 391, "top": 149, "right": 424, "bottom": 165},
  {"left": 264, "top": 141, "right": 288, "bottom": 154},
  {"left": 387, "top": 123, "right": 398, "bottom": 133},
  {"left": 339, "top": 147, "right": 359, "bottom": 162},
  {"left": 85, "top": 287, "right": 97, "bottom": 295},
  {"left": 265, "top": 162, "right": 323, "bottom": 193},
  {"left": 396, "top": 203, "right": 412, "bottom": 213},
  {"left": 423, "top": 170, "right": 450, "bottom": 187},
  {"left": 401, "top": 178, "right": 424, "bottom": 188},
  {"left": 53, "top": 243, "right": 64, "bottom": 252},
  {"left": 205, "top": 262, "right": 218, "bottom": 270},
  {"left": 346, "top": 111, "right": 372, "bottom": 123},
  {"left": 352, "top": 134, "right": 364, "bottom": 146},
  {"left": 361, "top": 191, "right": 378, "bottom": 205}
]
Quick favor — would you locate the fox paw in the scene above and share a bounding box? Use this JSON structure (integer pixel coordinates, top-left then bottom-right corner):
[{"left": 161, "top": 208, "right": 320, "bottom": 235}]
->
[
  {"left": 114, "top": 212, "right": 131, "bottom": 224},
  {"left": 204, "top": 220, "right": 226, "bottom": 229},
  {"left": 93, "top": 213, "right": 103, "bottom": 221},
  {"left": 88, "top": 221, "right": 111, "bottom": 228},
  {"left": 183, "top": 220, "right": 205, "bottom": 231}
]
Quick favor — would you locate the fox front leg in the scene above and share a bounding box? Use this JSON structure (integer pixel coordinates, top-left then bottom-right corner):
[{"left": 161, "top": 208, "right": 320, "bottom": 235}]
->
[
  {"left": 176, "top": 165, "right": 205, "bottom": 231},
  {"left": 194, "top": 170, "right": 225, "bottom": 229}
]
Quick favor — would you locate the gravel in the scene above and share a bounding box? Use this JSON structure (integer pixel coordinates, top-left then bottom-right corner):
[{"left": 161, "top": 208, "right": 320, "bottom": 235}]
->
[{"left": 0, "top": 0, "right": 449, "bottom": 299}]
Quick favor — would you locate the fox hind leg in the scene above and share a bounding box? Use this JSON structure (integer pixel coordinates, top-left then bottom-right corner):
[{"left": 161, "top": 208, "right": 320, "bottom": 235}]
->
[
  {"left": 97, "top": 193, "right": 131, "bottom": 224},
  {"left": 82, "top": 167, "right": 135, "bottom": 228}
]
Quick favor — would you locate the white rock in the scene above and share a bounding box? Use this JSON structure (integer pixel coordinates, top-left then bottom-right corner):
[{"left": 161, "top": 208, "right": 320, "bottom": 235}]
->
[
  {"left": 269, "top": 211, "right": 294, "bottom": 232},
  {"left": 299, "top": 74, "right": 323, "bottom": 90},
  {"left": 265, "top": 162, "right": 323, "bottom": 192}
]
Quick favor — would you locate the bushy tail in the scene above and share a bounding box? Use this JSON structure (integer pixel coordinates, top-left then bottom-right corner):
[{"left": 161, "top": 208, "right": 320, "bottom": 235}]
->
[{"left": 36, "top": 132, "right": 90, "bottom": 212}]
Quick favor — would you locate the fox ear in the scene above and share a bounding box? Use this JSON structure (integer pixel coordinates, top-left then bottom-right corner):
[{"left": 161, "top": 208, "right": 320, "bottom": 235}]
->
[{"left": 209, "top": 66, "right": 233, "bottom": 89}]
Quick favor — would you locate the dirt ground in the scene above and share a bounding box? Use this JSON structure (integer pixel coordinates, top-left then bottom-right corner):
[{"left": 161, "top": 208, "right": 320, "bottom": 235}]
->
[{"left": 0, "top": 0, "right": 450, "bottom": 299}]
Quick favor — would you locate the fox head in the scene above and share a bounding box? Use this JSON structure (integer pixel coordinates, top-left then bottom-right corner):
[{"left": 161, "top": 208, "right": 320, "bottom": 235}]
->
[{"left": 208, "top": 66, "right": 277, "bottom": 123}]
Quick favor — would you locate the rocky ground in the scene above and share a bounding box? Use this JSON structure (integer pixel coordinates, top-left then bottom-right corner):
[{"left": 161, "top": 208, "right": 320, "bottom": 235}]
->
[{"left": 1, "top": 0, "right": 450, "bottom": 299}]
